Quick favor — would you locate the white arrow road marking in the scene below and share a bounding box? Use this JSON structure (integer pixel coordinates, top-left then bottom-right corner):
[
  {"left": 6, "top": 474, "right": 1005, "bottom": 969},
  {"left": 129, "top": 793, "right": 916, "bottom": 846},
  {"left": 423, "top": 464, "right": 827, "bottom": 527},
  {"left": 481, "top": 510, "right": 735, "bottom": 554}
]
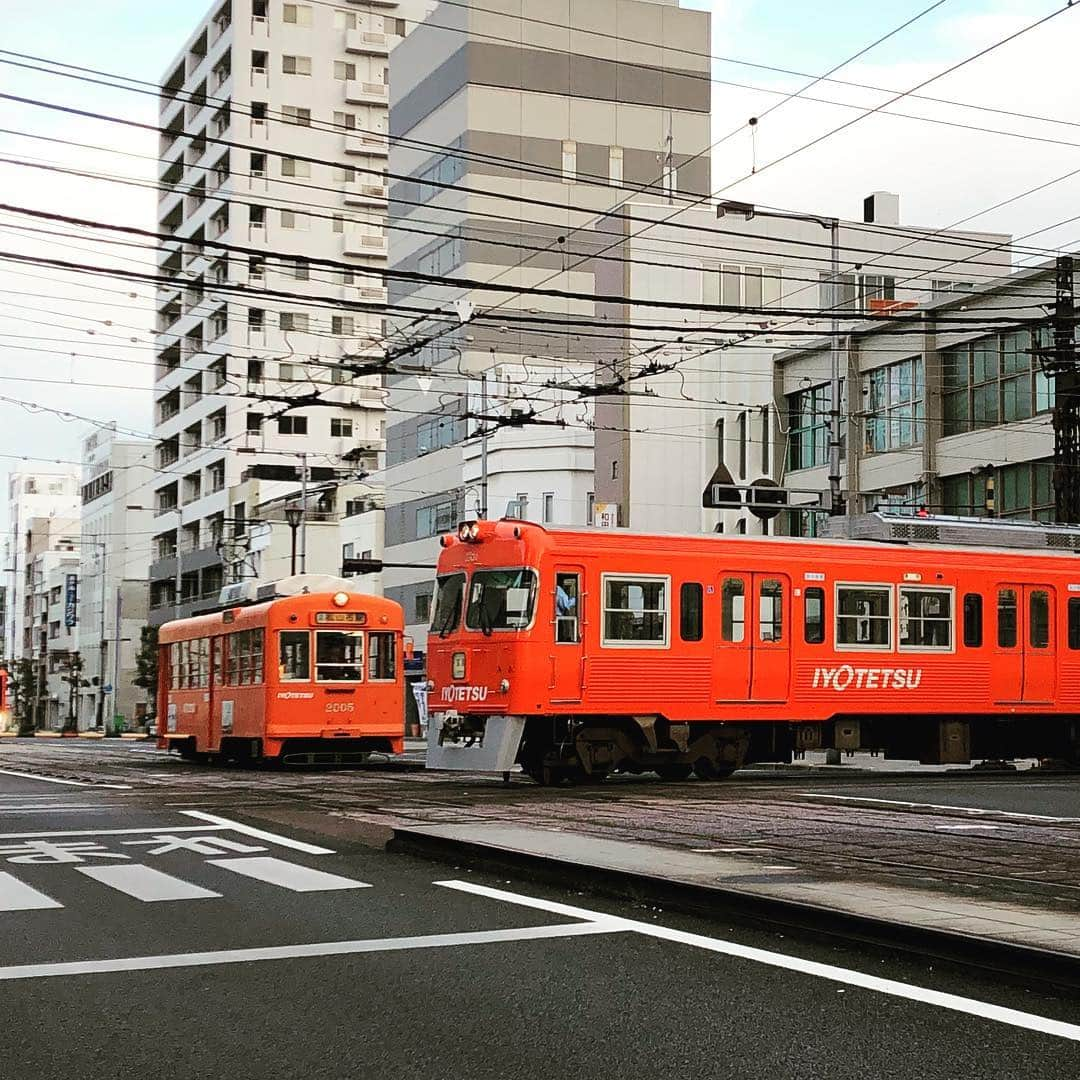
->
[
  {"left": 76, "top": 865, "right": 221, "bottom": 902},
  {"left": 436, "top": 880, "right": 1080, "bottom": 1045},
  {"left": 208, "top": 857, "right": 370, "bottom": 892},
  {"left": 0, "top": 871, "right": 62, "bottom": 911}
]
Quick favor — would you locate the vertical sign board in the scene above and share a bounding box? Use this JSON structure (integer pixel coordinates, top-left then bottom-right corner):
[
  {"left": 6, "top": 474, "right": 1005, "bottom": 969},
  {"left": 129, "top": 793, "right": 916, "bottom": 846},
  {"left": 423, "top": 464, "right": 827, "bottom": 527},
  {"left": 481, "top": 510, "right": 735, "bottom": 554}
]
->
[
  {"left": 593, "top": 503, "right": 619, "bottom": 529},
  {"left": 64, "top": 574, "right": 78, "bottom": 629}
]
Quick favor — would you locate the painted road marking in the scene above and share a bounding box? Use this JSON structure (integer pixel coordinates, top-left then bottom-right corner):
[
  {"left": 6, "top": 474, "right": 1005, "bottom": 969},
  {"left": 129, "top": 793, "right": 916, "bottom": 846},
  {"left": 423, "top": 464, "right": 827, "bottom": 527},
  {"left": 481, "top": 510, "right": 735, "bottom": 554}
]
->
[
  {"left": 208, "top": 856, "right": 370, "bottom": 892},
  {"left": 76, "top": 865, "right": 221, "bottom": 903},
  {"left": 0, "top": 922, "right": 616, "bottom": 982},
  {"left": 792, "top": 792, "right": 1076, "bottom": 824},
  {"left": 935, "top": 824, "right": 1000, "bottom": 831},
  {"left": 180, "top": 811, "right": 335, "bottom": 855},
  {"left": 436, "top": 881, "right": 1080, "bottom": 1045},
  {"left": 0, "top": 871, "right": 62, "bottom": 912},
  {"left": 0, "top": 826, "right": 224, "bottom": 841},
  {"left": 0, "top": 769, "right": 129, "bottom": 790}
]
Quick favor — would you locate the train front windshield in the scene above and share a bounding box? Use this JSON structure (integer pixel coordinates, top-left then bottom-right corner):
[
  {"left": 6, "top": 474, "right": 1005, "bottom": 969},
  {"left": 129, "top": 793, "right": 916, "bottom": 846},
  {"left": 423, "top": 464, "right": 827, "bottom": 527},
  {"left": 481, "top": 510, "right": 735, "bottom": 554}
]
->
[{"left": 465, "top": 569, "right": 537, "bottom": 632}]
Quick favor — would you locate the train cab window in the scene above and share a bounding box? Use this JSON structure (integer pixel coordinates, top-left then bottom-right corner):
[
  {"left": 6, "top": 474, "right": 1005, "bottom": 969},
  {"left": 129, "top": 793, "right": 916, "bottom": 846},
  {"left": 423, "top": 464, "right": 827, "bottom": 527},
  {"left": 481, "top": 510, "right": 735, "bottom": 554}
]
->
[
  {"left": 759, "top": 580, "right": 783, "bottom": 642},
  {"left": 315, "top": 630, "right": 365, "bottom": 681},
  {"left": 279, "top": 630, "right": 310, "bottom": 681},
  {"left": 169, "top": 642, "right": 182, "bottom": 690},
  {"left": 836, "top": 585, "right": 891, "bottom": 649},
  {"left": 899, "top": 588, "right": 952, "bottom": 651},
  {"left": 466, "top": 569, "right": 537, "bottom": 632},
  {"left": 963, "top": 594, "right": 983, "bottom": 647},
  {"left": 367, "top": 632, "right": 396, "bottom": 681},
  {"left": 721, "top": 578, "right": 745, "bottom": 643},
  {"left": 804, "top": 587, "right": 825, "bottom": 644},
  {"left": 1029, "top": 591, "right": 1050, "bottom": 649},
  {"left": 432, "top": 573, "right": 466, "bottom": 637},
  {"left": 556, "top": 573, "right": 580, "bottom": 643},
  {"left": 997, "top": 589, "right": 1018, "bottom": 648},
  {"left": 603, "top": 576, "right": 669, "bottom": 646},
  {"left": 680, "top": 582, "right": 703, "bottom": 642},
  {"left": 1069, "top": 598, "right": 1080, "bottom": 650}
]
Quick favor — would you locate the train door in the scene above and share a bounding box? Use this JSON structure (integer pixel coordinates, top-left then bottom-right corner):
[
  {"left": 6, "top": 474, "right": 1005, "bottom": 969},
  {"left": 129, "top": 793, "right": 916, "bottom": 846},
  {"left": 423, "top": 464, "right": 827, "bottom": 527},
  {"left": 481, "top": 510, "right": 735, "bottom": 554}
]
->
[
  {"left": 551, "top": 568, "right": 584, "bottom": 703},
  {"left": 992, "top": 584, "right": 1056, "bottom": 704},
  {"left": 207, "top": 637, "right": 222, "bottom": 749},
  {"left": 714, "top": 573, "right": 791, "bottom": 702}
]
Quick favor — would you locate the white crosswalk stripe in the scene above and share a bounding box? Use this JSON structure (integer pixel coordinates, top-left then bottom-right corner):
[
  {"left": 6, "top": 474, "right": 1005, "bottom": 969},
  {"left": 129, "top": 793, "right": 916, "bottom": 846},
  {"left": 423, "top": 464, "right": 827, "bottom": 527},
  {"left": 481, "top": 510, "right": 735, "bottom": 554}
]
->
[
  {"left": 0, "top": 871, "right": 62, "bottom": 911},
  {"left": 76, "top": 865, "right": 222, "bottom": 903},
  {"left": 208, "top": 856, "right": 372, "bottom": 892}
]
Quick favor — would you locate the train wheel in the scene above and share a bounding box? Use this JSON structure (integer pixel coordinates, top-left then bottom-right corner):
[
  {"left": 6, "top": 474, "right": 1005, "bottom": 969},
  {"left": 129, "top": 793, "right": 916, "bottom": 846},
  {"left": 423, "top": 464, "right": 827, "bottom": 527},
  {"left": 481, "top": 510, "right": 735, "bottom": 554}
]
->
[
  {"left": 655, "top": 763, "right": 693, "bottom": 781},
  {"left": 693, "top": 757, "right": 736, "bottom": 781}
]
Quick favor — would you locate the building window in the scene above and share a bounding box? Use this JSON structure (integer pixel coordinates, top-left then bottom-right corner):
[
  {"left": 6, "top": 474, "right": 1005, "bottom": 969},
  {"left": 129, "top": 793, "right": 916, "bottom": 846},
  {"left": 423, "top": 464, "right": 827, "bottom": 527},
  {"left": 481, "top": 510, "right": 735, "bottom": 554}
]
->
[
  {"left": 245, "top": 413, "right": 262, "bottom": 433},
  {"left": 587, "top": 492, "right": 595, "bottom": 525},
  {"left": 760, "top": 406, "right": 771, "bottom": 474},
  {"left": 561, "top": 140, "right": 576, "bottom": 183},
  {"left": 787, "top": 382, "right": 838, "bottom": 471},
  {"left": 249, "top": 206, "right": 265, "bottom": 228},
  {"left": 247, "top": 308, "right": 265, "bottom": 329},
  {"left": 737, "top": 411, "right": 747, "bottom": 478},
  {"left": 282, "top": 55, "right": 312, "bottom": 75},
  {"left": 836, "top": 584, "right": 892, "bottom": 649},
  {"left": 283, "top": 257, "right": 309, "bottom": 280},
  {"left": 331, "top": 418, "right": 353, "bottom": 437},
  {"left": 542, "top": 493, "right": 554, "bottom": 524},
  {"left": 602, "top": 576, "right": 669, "bottom": 647},
  {"left": 280, "top": 210, "right": 309, "bottom": 230},
  {"left": 278, "top": 363, "right": 296, "bottom": 381},
  {"left": 282, "top": 105, "right": 311, "bottom": 126},
  {"left": 332, "top": 316, "right": 355, "bottom": 335},
  {"left": 334, "top": 110, "right": 357, "bottom": 129},
  {"left": 608, "top": 146, "right": 623, "bottom": 186},
  {"left": 280, "top": 156, "right": 310, "bottom": 178},
  {"left": 711, "top": 264, "right": 782, "bottom": 309},
  {"left": 416, "top": 501, "right": 457, "bottom": 539},
  {"left": 415, "top": 593, "right": 431, "bottom": 623},
  {"left": 278, "top": 416, "right": 308, "bottom": 435},
  {"left": 333, "top": 165, "right": 356, "bottom": 183},
  {"left": 334, "top": 61, "right": 357, "bottom": 81},
  {"left": 941, "top": 461, "right": 1054, "bottom": 522},
  {"left": 283, "top": 4, "right": 313, "bottom": 26},
  {"left": 279, "top": 311, "right": 309, "bottom": 332},
  {"left": 864, "top": 357, "right": 924, "bottom": 453},
  {"left": 249, "top": 151, "right": 266, "bottom": 176},
  {"left": 417, "top": 415, "right": 459, "bottom": 455},
  {"left": 932, "top": 280, "right": 975, "bottom": 299},
  {"left": 820, "top": 272, "right": 895, "bottom": 312}
]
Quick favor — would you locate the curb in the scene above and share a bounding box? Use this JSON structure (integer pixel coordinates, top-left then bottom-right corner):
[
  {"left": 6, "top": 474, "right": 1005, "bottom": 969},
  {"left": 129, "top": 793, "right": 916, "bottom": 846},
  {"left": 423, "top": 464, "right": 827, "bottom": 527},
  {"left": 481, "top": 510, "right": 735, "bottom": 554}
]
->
[{"left": 390, "top": 826, "right": 1080, "bottom": 990}]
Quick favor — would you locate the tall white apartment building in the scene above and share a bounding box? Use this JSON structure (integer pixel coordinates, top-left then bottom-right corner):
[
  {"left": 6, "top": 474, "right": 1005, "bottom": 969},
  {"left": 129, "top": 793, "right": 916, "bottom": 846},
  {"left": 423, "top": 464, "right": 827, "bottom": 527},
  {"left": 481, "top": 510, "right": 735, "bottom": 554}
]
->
[
  {"left": 4, "top": 470, "right": 79, "bottom": 664},
  {"left": 151, "top": 0, "right": 432, "bottom": 625},
  {"left": 77, "top": 426, "right": 155, "bottom": 730}
]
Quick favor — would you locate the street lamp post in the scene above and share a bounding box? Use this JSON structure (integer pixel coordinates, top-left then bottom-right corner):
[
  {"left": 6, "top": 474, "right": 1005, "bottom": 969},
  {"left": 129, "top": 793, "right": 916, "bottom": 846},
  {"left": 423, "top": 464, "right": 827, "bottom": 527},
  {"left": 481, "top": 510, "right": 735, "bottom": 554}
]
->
[
  {"left": 717, "top": 201, "right": 844, "bottom": 516},
  {"left": 284, "top": 503, "right": 303, "bottom": 575}
]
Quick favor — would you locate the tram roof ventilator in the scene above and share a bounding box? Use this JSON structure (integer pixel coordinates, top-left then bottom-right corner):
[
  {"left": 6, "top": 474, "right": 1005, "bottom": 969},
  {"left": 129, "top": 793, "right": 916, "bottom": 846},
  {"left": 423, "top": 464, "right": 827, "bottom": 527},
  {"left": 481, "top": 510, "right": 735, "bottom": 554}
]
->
[{"left": 824, "top": 512, "right": 1080, "bottom": 552}]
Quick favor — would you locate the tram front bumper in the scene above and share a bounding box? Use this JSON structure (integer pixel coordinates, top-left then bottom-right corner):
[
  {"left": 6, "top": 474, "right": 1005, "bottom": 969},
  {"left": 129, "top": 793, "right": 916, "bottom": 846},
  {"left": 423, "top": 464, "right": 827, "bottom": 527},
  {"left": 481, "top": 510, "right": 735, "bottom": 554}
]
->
[{"left": 425, "top": 712, "right": 525, "bottom": 773}]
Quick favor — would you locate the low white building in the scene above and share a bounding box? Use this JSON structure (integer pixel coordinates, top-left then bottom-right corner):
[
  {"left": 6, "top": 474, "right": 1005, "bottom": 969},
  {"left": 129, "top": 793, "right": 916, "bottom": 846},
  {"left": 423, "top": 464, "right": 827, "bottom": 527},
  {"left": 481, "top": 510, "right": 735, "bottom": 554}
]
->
[{"left": 26, "top": 539, "right": 80, "bottom": 731}]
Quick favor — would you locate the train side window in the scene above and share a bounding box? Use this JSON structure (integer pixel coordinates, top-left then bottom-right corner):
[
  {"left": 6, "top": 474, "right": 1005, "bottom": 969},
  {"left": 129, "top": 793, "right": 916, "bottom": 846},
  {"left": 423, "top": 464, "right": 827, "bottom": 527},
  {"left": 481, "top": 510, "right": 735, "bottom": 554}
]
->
[
  {"left": 279, "top": 630, "right": 310, "bottom": 681},
  {"left": 602, "top": 576, "right": 669, "bottom": 646},
  {"left": 1070, "top": 598, "right": 1080, "bottom": 650},
  {"left": 1030, "top": 591, "right": 1050, "bottom": 650},
  {"left": 680, "top": 582, "right": 703, "bottom": 642},
  {"left": 804, "top": 588, "right": 825, "bottom": 644},
  {"left": 997, "top": 589, "right": 1017, "bottom": 648},
  {"left": 963, "top": 594, "right": 983, "bottom": 647},
  {"left": 836, "top": 585, "right": 891, "bottom": 649},
  {"left": 556, "top": 573, "right": 580, "bottom": 644},
  {"left": 899, "top": 587, "right": 952, "bottom": 651},
  {"left": 759, "top": 580, "right": 783, "bottom": 642},
  {"left": 721, "top": 578, "right": 745, "bottom": 643},
  {"left": 251, "top": 628, "right": 265, "bottom": 683},
  {"left": 316, "top": 630, "right": 365, "bottom": 681},
  {"left": 170, "top": 642, "right": 181, "bottom": 690},
  {"left": 368, "top": 632, "right": 397, "bottom": 681}
]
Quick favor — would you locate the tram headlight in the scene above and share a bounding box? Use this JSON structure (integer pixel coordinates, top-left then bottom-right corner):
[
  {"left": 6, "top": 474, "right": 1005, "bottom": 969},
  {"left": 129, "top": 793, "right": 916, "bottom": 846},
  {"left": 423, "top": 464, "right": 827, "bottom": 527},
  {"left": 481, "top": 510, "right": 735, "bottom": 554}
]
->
[
  {"left": 457, "top": 521, "right": 481, "bottom": 543},
  {"left": 452, "top": 652, "right": 466, "bottom": 679},
  {"left": 332, "top": 591, "right": 349, "bottom": 608},
  {"left": 499, "top": 678, "right": 510, "bottom": 693}
]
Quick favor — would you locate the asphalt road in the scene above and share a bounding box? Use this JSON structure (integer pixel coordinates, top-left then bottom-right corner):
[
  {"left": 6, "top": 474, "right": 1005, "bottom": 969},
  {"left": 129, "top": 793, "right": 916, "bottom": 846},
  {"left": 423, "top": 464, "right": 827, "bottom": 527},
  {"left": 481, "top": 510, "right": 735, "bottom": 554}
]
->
[{"left": 2, "top": 769, "right": 1079, "bottom": 1079}]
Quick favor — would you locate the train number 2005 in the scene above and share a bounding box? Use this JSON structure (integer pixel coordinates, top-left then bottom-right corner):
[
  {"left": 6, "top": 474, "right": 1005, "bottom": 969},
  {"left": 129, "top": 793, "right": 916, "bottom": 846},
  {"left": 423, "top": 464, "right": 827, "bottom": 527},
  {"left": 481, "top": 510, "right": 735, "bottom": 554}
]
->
[{"left": 325, "top": 702, "right": 356, "bottom": 713}]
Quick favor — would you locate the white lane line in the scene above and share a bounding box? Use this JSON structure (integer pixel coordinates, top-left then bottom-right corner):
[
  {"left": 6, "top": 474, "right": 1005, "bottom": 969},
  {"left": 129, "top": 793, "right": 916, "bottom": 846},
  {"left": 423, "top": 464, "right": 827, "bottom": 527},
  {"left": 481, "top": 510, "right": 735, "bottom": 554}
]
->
[
  {"left": 0, "top": 871, "right": 63, "bottom": 912},
  {"left": 208, "top": 856, "right": 370, "bottom": 893},
  {"left": 792, "top": 792, "right": 1075, "bottom": 824},
  {"left": 76, "top": 865, "right": 221, "bottom": 903},
  {"left": 0, "top": 922, "right": 617, "bottom": 982},
  {"left": 0, "top": 769, "right": 129, "bottom": 790},
  {"left": 0, "top": 825, "right": 223, "bottom": 840},
  {"left": 436, "top": 881, "right": 1080, "bottom": 1045},
  {"left": 935, "top": 824, "right": 1000, "bottom": 832},
  {"left": 0, "top": 806, "right": 128, "bottom": 815},
  {"left": 180, "top": 811, "right": 334, "bottom": 855}
]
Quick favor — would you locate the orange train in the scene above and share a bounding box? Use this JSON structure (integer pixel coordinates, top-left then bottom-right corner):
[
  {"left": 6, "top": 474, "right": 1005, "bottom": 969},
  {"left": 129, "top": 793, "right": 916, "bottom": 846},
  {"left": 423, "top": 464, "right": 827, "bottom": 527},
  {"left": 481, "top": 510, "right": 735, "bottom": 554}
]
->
[
  {"left": 425, "top": 516, "right": 1080, "bottom": 783},
  {"left": 157, "top": 588, "right": 405, "bottom": 764}
]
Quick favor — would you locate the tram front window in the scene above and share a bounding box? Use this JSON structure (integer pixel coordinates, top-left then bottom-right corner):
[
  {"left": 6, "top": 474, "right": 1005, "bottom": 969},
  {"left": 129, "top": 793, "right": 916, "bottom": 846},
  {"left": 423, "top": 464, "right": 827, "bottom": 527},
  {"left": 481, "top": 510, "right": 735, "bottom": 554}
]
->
[
  {"left": 432, "top": 573, "right": 466, "bottom": 637},
  {"left": 466, "top": 569, "right": 538, "bottom": 633},
  {"left": 315, "top": 630, "right": 365, "bottom": 682}
]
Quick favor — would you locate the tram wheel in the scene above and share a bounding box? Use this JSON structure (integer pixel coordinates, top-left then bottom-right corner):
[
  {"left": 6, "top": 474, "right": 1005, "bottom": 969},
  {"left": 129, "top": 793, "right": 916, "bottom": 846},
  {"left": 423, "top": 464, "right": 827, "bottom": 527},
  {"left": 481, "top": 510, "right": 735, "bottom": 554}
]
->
[
  {"left": 655, "top": 763, "right": 693, "bottom": 781},
  {"left": 693, "top": 757, "right": 736, "bottom": 781}
]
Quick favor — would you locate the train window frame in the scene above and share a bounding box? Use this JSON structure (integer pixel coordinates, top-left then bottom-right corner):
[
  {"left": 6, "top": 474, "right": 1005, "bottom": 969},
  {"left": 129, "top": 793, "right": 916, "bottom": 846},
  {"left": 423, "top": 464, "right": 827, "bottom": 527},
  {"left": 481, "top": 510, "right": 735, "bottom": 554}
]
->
[
  {"left": 759, "top": 579, "right": 784, "bottom": 643},
  {"left": 555, "top": 572, "right": 581, "bottom": 644},
  {"left": 963, "top": 593, "right": 983, "bottom": 648},
  {"left": 464, "top": 567, "right": 539, "bottom": 634},
  {"left": 431, "top": 572, "right": 466, "bottom": 637},
  {"left": 721, "top": 578, "right": 746, "bottom": 643},
  {"left": 367, "top": 631, "right": 397, "bottom": 681},
  {"left": 835, "top": 583, "right": 893, "bottom": 651},
  {"left": 680, "top": 582, "right": 704, "bottom": 642},
  {"left": 278, "top": 630, "right": 311, "bottom": 682},
  {"left": 1029, "top": 590, "right": 1050, "bottom": 650},
  {"left": 804, "top": 587, "right": 826, "bottom": 644},
  {"left": 898, "top": 586, "right": 955, "bottom": 653},
  {"left": 315, "top": 629, "right": 366, "bottom": 682},
  {"left": 601, "top": 573, "right": 671, "bottom": 649},
  {"left": 1069, "top": 597, "right": 1080, "bottom": 650},
  {"left": 997, "top": 588, "right": 1018, "bottom": 648}
]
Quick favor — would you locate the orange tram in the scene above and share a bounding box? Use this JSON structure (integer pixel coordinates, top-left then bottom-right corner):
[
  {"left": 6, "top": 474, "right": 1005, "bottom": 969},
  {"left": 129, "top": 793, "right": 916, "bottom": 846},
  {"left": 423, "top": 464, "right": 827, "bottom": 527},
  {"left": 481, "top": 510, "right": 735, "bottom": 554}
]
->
[
  {"left": 157, "top": 587, "right": 405, "bottom": 764},
  {"left": 425, "top": 514, "right": 1080, "bottom": 784}
]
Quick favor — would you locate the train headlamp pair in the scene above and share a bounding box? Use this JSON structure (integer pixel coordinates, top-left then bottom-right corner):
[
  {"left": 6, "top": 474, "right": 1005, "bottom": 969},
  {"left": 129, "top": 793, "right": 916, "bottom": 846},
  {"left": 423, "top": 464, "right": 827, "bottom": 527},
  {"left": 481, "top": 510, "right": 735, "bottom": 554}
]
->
[{"left": 457, "top": 521, "right": 482, "bottom": 543}]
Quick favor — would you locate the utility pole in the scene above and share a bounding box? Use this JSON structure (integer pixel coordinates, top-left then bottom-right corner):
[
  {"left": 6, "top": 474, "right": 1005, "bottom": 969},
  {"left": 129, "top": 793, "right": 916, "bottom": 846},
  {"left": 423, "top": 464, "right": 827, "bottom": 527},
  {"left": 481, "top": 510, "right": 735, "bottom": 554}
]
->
[
  {"left": 1051, "top": 256, "right": 1079, "bottom": 522},
  {"left": 299, "top": 452, "right": 309, "bottom": 573},
  {"left": 480, "top": 372, "right": 489, "bottom": 518},
  {"left": 827, "top": 218, "right": 845, "bottom": 517}
]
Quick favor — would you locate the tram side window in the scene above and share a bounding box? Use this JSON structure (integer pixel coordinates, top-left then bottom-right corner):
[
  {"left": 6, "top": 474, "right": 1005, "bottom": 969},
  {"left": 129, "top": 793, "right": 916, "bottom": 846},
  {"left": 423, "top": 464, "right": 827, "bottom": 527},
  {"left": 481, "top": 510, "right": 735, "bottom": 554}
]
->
[
  {"left": 368, "top": 632, "right": 396, "bottom": 681},
  {"left": 963, "top": 593, "right": 983, "bottom": 648},
  {"left": 1030, "top": 590, "right": 1050, "bottom": 649},
  {"left": 250, "top": 628, "right": 264, "bottom": 682},
  {"left": 279, "top": 630, "right": 311, "bottom": 681},
  {"left": 997, "top": 589, "right": 1018, "bottom": 648},
  {"left": 169, "top": 642, "right": 181, "bottom": 690},
  {"left": 759, "top": 580, "right": 783, "bottom": 642},
  {"left": 899, "top": 587, "right": 952, "bottom": 650},
  {"left": 1070, "top": 598, "right": 1080, "bottom": 650},
  {"left": 836, "top": 585, "right": 891, "bottom": 649},
  {"left": 721, "top": 578, "right": 745, "bottom": 643},
  {"left": 316, "top": 630, "right": 365, "bottom": 681},
  {"left": 602, "top": 576, "right": 669, "bottom": 646},
  {"left": 680, "top": 582, "right": 703, "bottom": 642},
  {"left": 804, "top": 587, "right": 825, "bottom": 644}
]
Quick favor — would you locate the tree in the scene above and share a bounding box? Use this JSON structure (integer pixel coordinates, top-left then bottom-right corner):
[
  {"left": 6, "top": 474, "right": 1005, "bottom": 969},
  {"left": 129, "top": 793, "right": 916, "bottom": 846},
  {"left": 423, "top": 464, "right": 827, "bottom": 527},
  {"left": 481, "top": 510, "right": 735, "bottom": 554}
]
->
[
  {"left": 133, "top": 625, "right": 159, "bottom": 718},
  {"left": 62, "top": 652, "right": 83, "bottom": 733},
  {"left": 14, "top": 658, "right": 35, "bottom": 736}
]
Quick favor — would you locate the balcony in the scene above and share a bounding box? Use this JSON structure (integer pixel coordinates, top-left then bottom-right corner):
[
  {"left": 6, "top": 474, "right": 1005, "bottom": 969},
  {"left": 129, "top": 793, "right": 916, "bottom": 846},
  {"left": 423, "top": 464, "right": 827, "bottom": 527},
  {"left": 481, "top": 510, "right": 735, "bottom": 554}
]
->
[
  {"left": 342, "top": 228, "right": 387, "bottom": 257},
  {"left": 344, "top": 182, "right": 389, "bottom": 208},
  {"left": 345, "top": 80, "right": 388, "bottom": 105},
  {"left": 345, "top": 131, "right": 389, "bottom": 157},
  {"left": 346, "top": 28, "right": 389, "bottom": 54}
]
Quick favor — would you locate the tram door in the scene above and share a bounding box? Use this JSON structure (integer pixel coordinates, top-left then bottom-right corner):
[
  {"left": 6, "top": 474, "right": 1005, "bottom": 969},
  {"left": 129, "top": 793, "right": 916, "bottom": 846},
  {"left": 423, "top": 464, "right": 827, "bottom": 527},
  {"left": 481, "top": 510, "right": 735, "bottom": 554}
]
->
[
  {"left": 992, "top": 584, "right": 1055, "bottom": 704},
  {"left": 207, "top": 637, "right": 223, "bottom": 749},
  {"left": 714, "top": 573, "right": 791, "bottom": 703},
  {"left": 550, "top": 568, "right": 584, "bottom": 703}
]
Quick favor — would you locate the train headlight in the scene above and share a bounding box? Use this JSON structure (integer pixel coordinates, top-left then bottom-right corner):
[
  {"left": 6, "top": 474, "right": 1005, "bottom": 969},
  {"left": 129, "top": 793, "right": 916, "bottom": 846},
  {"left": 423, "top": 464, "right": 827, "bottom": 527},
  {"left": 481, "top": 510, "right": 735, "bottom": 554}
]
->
[
  {"left": 457, "top": 521, "right": 481, "bottom": 542},
  {"left": 499, "top": 678, "right": 510, "bottom": 693},
  {"left": 332, "top": 591, "right": 349, "bottom": 608},
  {"left": 452, "top": 652, "right": 466, "bottom": 679}
]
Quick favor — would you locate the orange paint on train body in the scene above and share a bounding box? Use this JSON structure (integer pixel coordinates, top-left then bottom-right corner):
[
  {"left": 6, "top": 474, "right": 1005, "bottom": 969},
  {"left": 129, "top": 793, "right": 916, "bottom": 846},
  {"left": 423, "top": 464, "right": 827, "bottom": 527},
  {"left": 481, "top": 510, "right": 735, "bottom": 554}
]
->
[
  {"left": 157, "top": 591, "right": 405, "bottom": 763},
  {"left": 427, "top": 520, "right": 1080, "bottom": 782}
]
